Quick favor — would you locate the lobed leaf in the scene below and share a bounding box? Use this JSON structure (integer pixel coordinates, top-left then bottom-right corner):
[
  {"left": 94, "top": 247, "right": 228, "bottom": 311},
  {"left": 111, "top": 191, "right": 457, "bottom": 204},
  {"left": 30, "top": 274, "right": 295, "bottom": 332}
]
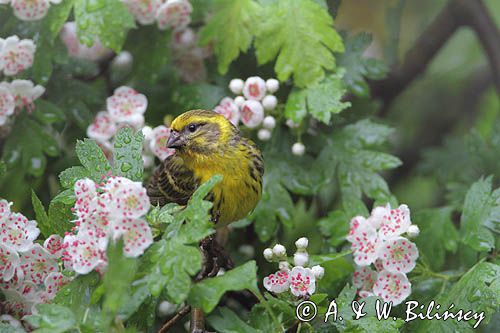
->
[{"left": 113, "top": 127, "right": 144, "bottom": 182}]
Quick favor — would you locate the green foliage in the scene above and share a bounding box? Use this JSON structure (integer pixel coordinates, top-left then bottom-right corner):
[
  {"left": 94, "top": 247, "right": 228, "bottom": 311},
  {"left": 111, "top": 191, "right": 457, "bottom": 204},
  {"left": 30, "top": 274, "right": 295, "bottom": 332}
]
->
[
  {"left": 25, "top": 304, "right": 77, "bottom": 333},
  {"left": 255, "top": 0, "right": 344, "bottom": 87},
  {"left": 200, "top": 0, "right": 262, "bottom": 74},
  {"left": 208, "top": 307, "right": 262, "bottom": 333},
  {"left": 75, "top": 138, "right": 112, "bottom": 181},
  {"left": 113, "top": 127, "right": 144, "bottom": 181}
]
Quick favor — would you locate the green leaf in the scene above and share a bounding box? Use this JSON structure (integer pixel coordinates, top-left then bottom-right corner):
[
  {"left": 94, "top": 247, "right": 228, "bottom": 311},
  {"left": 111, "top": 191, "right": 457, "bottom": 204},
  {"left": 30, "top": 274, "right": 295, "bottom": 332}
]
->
[
  {"left": 171, "top": 83, "right": 226, "bottom": 111},
  {"left": 200, "top": 0, "right": 262, "bottom": 74},
  {"left": 74, "top": 0, "right": 135, "bottom": 52},
  {"left": 24, "top": 304, "right": 77, "bottom": 333},
  {"left": 255, "top": 0, "right": 344, "bottom": 87},
  {"left": 32, "top": 100, "right": 66, "bottom": 125},
  {"left": 208, "top": 307, "right": 262, "bottom": 333},
  {"left": 413, "top": 207, "right": 459, "bottom": 270},
  {"left": 318, "top": 210, "right": 350, "bottom": 247},
  {"left": 0, "top": 160, "right": 6, "bottom": 179},
  {"left": 75, "top": 139, "right": 112, "bottom": 181},
  {"left": 309, "top": 250, "right": 352, "bottom": 266},
  {"left": 59, "top": 166, "right": 90, "bottom": 189},
  {"left": 31, "top": 191, "right": 52, "bottom": 238},
  {"left": 188, "top": 261, "right": 258, "bottom": 313},
  {"left": 47, "top": 200, "right": 75, "bottom": 236},
  {"left": 113, "top": 127, "right": 144, "bottom": 181},
  {"left": 415, "top": 262, "right": 500, "bottom": 332},
  {"left": 336, "top": 32, "right": 388, "bottom": 97},
  {"left": 460, "top": 177, "right": 499, "bottom": 252},
  {"left": 0, "top": 323, "right": 26, "bottom": 333},
  {"left": 285, "top": 71, "right": 350, "bottom": 124}
]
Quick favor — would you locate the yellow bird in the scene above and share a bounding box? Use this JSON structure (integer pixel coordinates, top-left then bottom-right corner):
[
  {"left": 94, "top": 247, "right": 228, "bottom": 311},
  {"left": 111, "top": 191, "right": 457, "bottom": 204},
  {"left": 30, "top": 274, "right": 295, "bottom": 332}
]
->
[{"left": 147, "top": 109, "right": 264, "bottom": 227}]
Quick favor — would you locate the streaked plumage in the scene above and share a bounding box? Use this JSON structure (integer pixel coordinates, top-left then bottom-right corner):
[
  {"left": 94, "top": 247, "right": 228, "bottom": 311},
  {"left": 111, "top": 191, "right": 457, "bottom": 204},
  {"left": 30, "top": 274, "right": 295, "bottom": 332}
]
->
[{"left": 147, "top": 110, "right": 264, "bottom": 226}]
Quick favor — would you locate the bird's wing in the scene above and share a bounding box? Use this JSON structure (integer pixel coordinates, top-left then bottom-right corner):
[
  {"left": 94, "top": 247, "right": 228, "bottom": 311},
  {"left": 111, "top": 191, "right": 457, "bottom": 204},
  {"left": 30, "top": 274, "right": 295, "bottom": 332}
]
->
[{"left": 147, "top": 154, "right": 198, "bottom": 206}]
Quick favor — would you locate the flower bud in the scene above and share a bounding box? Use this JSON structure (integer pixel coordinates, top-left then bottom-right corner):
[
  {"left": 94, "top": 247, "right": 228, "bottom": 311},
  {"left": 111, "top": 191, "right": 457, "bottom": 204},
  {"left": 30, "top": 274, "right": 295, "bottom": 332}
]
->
[
  {"left": 295, "top": 237, "right": 309, "bottom": 249},
  {"left": 272, "top": 244, "right": 286, "bottom": 257},
  {"left": 263, "top": 116, "right": 276, "bottom": 129},
  {"left": 407, "top": 225, "right": 420, "bottom": 238},
  {"left": 263, "top": 248, "right": 274, "bottom": 261},
  {"left": 240, "top": 100, "right": 264, "bottom": 128},
  {"left": 262, "top": 95, "right": 277, "bottom": 111},
  {"left": 292, "top": 142, "right": 305, "bottom": 156},
  {"left": 158, "top": 301, "right": 176, "bottom": 317},
  {"left": 311, "top": 265, "right": 325, "bottom": 279},
  {"left": 279, "top": 260, "right": 291, "bottom": 271},
  {"left": 243, "top": 76, "right": 266, "bottom": 100},
  {"left": 258, "top": 128, "right": 272, "bottom": 141},
  {"left": 229, "top": 79, "right": 244, "bottom": 95},
  {"left": 286, "top": 119, "right": 299, "bottom": 128},
  {"left": 112, "top": 51, "right": 133, "bottom": 71},
  {"left": 293, "top": 252, "right": 309, "bottom": 267},
  {"left": 234, "top": 96, "right": 245, "bottom": 108},
  {"left": 266, "top": 78, "right": 279, "bottom": 93},
  {"left": 141, "top": 126, "right": 154, "bottom": 141}
]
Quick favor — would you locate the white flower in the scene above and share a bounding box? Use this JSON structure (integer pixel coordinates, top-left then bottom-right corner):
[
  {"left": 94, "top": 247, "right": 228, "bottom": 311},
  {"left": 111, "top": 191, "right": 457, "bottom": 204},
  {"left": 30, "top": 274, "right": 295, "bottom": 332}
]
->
[
  {"left": 112, "top": 51, "right": 133, "bottom": 71},
  {"left": 263, "top": 248, "right": 273, "bottom": 261},
  {"left": 0, "top": 199, "right": 12, "bottom": 223},
  {"left": 43, "top": 272, "right": 70, "bottom": 300},
  {"left": 213, "top": 97, "right": 240, "bottom": 126},
  {"left": 374, "top": 204, "right": 412, "bottom": 240},
  {"left": 257, "top": 128, "right": 271, "bottom": 141},
  {"left": 149, "top": 125, "right": 175, "bottom": 160},
  {"left": 378, "top": 237, "right": 419, "bottom": 274},
  {"left": 265, "top": 79, "right": 279, "bottom": 93},
  {"left": 234, "top": 96, "right": 245, "bottom": 108},
  {"left": 73, "top": 178, "right": 98, "bottom": 220},
  {"left": 123, "top": 0, "right": 160, "bottom": 25},
  {"left": 279, "top": 260, "right": 291, "bottom": 271},
  {"left": 9, "top": 0, "right": 60, "bottom": 21},
  {"left": 107, "top": 86, "right": 148, "bottom": 123},
  {"left": 262, "top": 95, "right": 277, "bottom": 111},
  {"left": 293, "top": 252, "right": 309, "bottom": 267},
  {"left": 272, "top": 244, "right": 286, "bottom": 257},
  {"left": 291, "top": 142, "right": 305, "bottom": 156},
  {"left": 4, "top": 80, "right": 45, "bottom": 110},
  {"left": 347, "top": 222, "right": 380, "bottom": 266},
  {"left": 263, "top": 269, "right": 290, "bottom": 294},
  {"left": 0, "top": 85, "right": 15, "bottom": 126},
  {"left": 113, "top": 217, "right": 153, "bottom": 258},
  {"left": 1, "top": 212, "right": 40, "bottom": 252},
  {"left": 19, "top": 244, "right": 59, "bottom": 286},
  {"left": 62, "top": 231, "right": 107, "bottom": 275},
  {"left": 229, "top": 79, "right": 244, "bottom": 95},
  {"left": 171, "top": 28, "right": 197, "bottom": 49},
  {"left": 0, "top": 243, "right": 20, "bottom": 281},
  {"left": 347, "top": 215, "right": 366, "bottom": 239},
  {"left": 240, "top": 100, "right": 264, "bottom": 128},
  {"left": 0, "top": 35, "right": 35, "bottom": 76},
  {"left": 289, "top": 266, "right": 315, "bottom": 296},
  {"left": 373, "top": 270, "right": 411, "bottom": 305},
  {"left": 311, "top": 265, "right": 324, "bottom": 279},
  {"left": 295, "top": 237, "right": 309, "bottom": 249},
  {"left": 107, "top": 177, "right": 150, "bottom": 219},
  {"left": 86, "top": 111, "right": 117, "bottom": 143},
  {"left": 43, "top": 234, "right": 63, "bottom": 259},
  {"left": 142, "top": 125, "right": 154, "bottom": 141},
  {"left": 60, "top": 22, "right": 112, "bottom": 61},
  {"left": 407, "top": 225, "right": 420, "bottom": 238},
  {"left": 353, "top": 265, "right": 377, "bottom": 296},
  {"left": 262, "top": 116, "right": 276, "bottom": 130},
  {"left": 156, "top": 0, "right": 192, "bottom": 31},
  {"left": 243, "top": 76, "right": 266, "bottom": 101}
]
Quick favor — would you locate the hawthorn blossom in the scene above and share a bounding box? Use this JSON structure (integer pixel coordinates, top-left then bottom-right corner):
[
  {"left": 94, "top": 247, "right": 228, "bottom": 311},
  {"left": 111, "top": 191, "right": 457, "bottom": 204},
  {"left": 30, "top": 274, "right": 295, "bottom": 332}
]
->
[
  {"left": 0, "top": 244, "right": 20, "bottom": 281},
  {"left": 107, "top": 86, "right": 148, "bottom": 124},
  {"left": 373, "top": 204, "right": 412, "bottom": 240},
  {"left": 7, "top": 0, "right": 62, "bottom": 21},
  {"left": 115, "top": 217, "right": 153, "bottom": 257},
  {"left": 43, "top": 234, "right": 63, "bottom": 258},
  {"left": 62, "top": 231, "right": 107, "bottom": 275},
  {"left": 213, "top": 97, "right": 240, "bottom": 126},
  {"left": 240, "top": 100, "right": 264, "bottom": 128},
  {"left": 43, "top": 272, "right": 70, "bottom": 299},
  {"left": 378, "top": 237, "right": 419, "bottom": 273},
  {"left": 372, "top": 270, "right": 411, "bottom": 305},
  {"left": 123, "top": 0, "right": 160, "bottom": 25},
  {"left": 60, "top": 22, "right": 112, "bottom": 61},
  {"left": 87, "top": 111, "right": 117, "bottom": 143},
  {"left": 156, "top": 0, "right": 192, "bottom": 30},
  {"left": 347, "top": 222, "right": 380, "bottom": 266},
  {"left": 171, "top": 27, "right": 196, "bottom": 49},
  {"left": 107, "top": 178, "right": 150, "bottom": 219},
  {"left": 19, "top": 244, "right": 58, "bottom": 286},
  {"left": 263, "top": 269, "right": 290, "bottom": 294},
  {"left": 243, "top": 76, "right": 267, "bottom": 101},
  {"left": 290, "top": 266, "right": 316, "bottom": 297},
  {"left": 149, "top": 125, "right": 175, "bottom": 160},
  {"left": 0, "top": 35, "right": 35, "bottom": 76},
  {"left": 1, "top": 212, "right": 40, "bottom": 252},
  {"left": 353, "top": 266, "right": 376, "bottom": 297},
  {"left": 3, "top": 80, "right": 45, "bottom": 110},
  {"left": 0, "top": 85, "right": 15, "bottom": 126}
]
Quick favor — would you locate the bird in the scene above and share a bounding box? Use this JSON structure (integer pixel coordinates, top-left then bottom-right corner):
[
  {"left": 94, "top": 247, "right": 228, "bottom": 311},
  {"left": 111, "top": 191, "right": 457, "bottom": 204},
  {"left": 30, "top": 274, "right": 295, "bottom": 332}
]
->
[{"left": 147, "top": 109, "right": 264, "bottom": 227}]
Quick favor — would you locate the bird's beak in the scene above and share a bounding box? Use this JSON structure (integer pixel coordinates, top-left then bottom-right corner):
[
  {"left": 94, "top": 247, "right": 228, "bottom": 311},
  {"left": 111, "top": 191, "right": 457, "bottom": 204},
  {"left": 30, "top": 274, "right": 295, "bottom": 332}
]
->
[{"left": 167, "top": 131, "right": 184, "bottom": 148}]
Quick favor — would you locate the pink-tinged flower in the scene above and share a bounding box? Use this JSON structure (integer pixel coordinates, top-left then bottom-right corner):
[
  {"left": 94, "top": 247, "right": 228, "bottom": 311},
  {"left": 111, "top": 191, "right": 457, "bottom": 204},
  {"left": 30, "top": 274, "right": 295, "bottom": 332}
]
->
[
  {"left": 353, "top": 265, "right": 376, "bottom": 297},
  {"left": 4, "top": 79, "right": 45, "bottom": 110},
  {"left": 123, "top": 0, "right": 160, "bottom": 25},
  {"left": 149, "top": 125, "right": 175, "bottom": 160},
  {"left": 87, "top": 111, "right": 117, "bottom": 143},
  {"left": 240, "top": 100, "right": 264, "bottom": 128},
  {"left": 156, "top": 0, "right": 192, "bottom": 31},
  {"left": 374, "top": 258, "right": 384, "bottom": 271},
  {"left": 0, "top": 35, "right": 35, "bottom": 75},
  {"left": 347, "top": 223, "right": 380, "bottom": 266},
  {"left": 1, "top": 212, "right": 40, "bottom": 252},
  {"left": 347, "top": 215, "right": 367, "bottom": 240},
  {"left": 243, "top": 76, "right": 266, "bottom": 101},
  {"left": 43, "top": 272, "right": 70, "bottom": 299},
  {"left": 108, "top": 179, "right": 150, "bottom": 219},
  {"left": 0, "top": 85, "right": 15, "bottom": 126},
  {"left": 43, "top": 234, "right": 63, "bottom": 258},
  {"left": 19, "top": 244, "right": 58, "bottom": 286},
  {"left": 289, "top": 266, "right": 316, "bottom": 297},
  {"left": 60, "top": 22, "right": 112, "bottom": 61},
  {"left": 0, "top": 244, "right": 20, "bottom": 281},
  {"left": 376, "top": 204, "right": 412, "bottom": 240},
  {"left": 74, "top": 178, "right": 98, "bottom": 220},
  {"left": 9, "top": 0, "right": 61, "bottom": 21},
  {"left": 114, "top": 217, "right": 153, "bottom": 257},
  {"left": 378, "top": 237, "right": 419, "bottom": 274},
  {"left": 107, "top": 86, "right": 148, "bottom": 123},
  {"left": 0, "top": 288, "right": 33, "bottom": 317},
  {"left": 171, "top": 28, "right": 196, "bottom": 49},
  {"left": 373, "top": 270, "right": 411, "bottom": 305},
  {"left": 62, "top": 231, "right": 107, "bottom": 275},
  {"left": 214, "top": 97, "right": 240, "bottom": 126},
  {"left": 263, "top": 269, "right": 290, "bottom": 294},
  {"left": 173, "top": 50, "right": 207, "bottom": 83}
]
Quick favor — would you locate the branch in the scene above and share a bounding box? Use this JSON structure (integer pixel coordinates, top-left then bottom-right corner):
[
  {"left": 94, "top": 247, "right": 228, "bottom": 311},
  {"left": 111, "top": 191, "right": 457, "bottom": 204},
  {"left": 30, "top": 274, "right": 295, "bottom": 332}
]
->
[
  {"left": 158, "top": 306, "right": 191, "bottom": 333},
  {"left": 370, "top": 0, "right": 500, "bottom": 113}
]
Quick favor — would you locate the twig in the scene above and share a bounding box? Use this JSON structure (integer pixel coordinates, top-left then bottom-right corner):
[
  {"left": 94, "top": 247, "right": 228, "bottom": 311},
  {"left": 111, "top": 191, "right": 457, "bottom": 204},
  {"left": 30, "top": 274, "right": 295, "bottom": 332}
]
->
[{"left": 158, "top": 306, "right": 191, "bottom": 333}]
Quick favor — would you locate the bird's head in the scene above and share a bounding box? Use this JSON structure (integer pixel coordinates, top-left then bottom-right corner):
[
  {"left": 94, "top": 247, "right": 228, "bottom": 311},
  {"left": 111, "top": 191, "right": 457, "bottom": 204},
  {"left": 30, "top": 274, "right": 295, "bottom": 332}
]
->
[{"left": 167, "top": 109, "right": 238, "bottom": 157}]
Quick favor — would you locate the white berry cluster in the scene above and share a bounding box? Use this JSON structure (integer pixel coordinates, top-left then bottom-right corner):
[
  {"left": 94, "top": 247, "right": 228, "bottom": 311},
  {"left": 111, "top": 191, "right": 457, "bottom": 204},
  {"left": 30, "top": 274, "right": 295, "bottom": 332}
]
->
[
  {"left": 346, "top": 203, "right": 420, "bottom": 305},
  {"left": 262, "top": 237, "right": 324, "bottom": 297},
  {"left": 214, "top": 77, "right": 279, "bottom": 141},
  {"left": 0, "top": 0, "right": 62, "bottom": 21},
  {"left": 123, "top": 0, "right": 192, "bottom": 31},
  {"left": 60, "top": 22, "right": 112, "bottom": 62},
  {"left": 0, "top": 199, "right": 70, "bottom": 317}
]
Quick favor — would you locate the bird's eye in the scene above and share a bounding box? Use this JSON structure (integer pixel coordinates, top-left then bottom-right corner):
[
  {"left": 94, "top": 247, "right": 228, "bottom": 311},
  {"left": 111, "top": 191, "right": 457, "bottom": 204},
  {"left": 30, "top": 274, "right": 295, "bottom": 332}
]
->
[{"left": 187, "top": 124, "right": 197, "bottom": 132}]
